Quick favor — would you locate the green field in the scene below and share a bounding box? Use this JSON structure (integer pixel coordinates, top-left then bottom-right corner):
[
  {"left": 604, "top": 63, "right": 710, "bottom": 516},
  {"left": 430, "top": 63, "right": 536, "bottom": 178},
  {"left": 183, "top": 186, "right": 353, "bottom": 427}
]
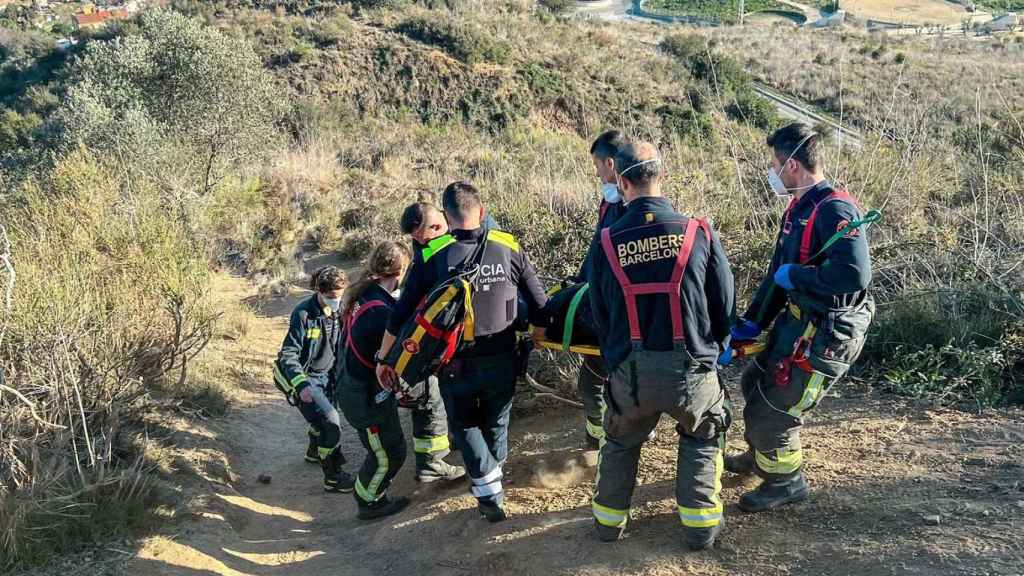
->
[{"left": 645, "top": 0, "right": 786, "bottom": 23}]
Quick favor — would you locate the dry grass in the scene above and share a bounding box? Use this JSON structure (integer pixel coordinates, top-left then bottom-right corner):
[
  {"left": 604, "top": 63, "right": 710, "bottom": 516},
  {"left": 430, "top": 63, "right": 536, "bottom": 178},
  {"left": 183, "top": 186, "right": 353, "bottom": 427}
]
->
[{"left": 838, "top": 0, "right": 972, "bottom": 24}]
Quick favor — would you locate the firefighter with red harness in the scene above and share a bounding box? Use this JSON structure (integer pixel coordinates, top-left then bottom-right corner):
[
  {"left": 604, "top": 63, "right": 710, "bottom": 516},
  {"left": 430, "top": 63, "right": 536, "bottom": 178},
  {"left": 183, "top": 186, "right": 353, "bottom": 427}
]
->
[
  {"left": 720, "top": 122, "right": 875, "bottom": 513},
  {"left": 587, "top": 140, "right": 736, "bottom": 550}
]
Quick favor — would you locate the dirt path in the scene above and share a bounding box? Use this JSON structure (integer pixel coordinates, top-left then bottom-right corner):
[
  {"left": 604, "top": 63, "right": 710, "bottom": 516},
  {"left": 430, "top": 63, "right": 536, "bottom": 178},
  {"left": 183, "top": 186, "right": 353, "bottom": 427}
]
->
[{"left": 122, "top": 273, "right": 1024, "bottom": 576}]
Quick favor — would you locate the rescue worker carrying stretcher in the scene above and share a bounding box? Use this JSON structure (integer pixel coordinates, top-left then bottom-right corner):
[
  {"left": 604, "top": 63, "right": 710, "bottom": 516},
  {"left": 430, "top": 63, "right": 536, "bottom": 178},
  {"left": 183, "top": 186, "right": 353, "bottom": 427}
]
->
[
  {"left": 379, "top": 182, "right": 549, "bottom": 523},
  {"left": 572, "top": 130, "right": 628, "bottom": 451},
  {"left": 586, "top": 140, "right": 736, "bottom": 550},
  {"left": 273, "top": 266, "right": 356, "bottom": 494},
  {"left": 719, "top": 122, "right": 875, "bottom": 513}
]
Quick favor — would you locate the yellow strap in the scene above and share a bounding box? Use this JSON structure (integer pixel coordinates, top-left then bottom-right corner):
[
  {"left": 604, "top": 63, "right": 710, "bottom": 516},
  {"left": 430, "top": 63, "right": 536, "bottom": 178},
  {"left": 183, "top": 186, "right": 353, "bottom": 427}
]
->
[
  {"left": 788, "top": 372, "right": 826, "bottom": 418},
  {"left": 461, "top": 279, "right": 475, "bottom": 342}
]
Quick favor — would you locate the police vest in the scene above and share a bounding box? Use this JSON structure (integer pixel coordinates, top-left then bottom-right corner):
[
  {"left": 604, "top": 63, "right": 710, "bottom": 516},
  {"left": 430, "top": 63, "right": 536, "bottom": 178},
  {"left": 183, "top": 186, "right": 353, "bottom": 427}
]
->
[
  {"left": 600, "top": 217, "right": 709, "bottom": 348},
  {"left": 424, "top": 231, "right": 521, "bottom": 338}
]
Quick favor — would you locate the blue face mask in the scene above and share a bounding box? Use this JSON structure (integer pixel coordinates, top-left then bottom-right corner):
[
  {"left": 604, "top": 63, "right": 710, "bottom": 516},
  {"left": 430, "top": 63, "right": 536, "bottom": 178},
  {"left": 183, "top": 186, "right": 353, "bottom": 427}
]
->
[
  {"left": 601, "top": 183, "right": 621, "bottom": 203},
  {"left": 322, "top": 296, "right": 341, "bottom": 312}
]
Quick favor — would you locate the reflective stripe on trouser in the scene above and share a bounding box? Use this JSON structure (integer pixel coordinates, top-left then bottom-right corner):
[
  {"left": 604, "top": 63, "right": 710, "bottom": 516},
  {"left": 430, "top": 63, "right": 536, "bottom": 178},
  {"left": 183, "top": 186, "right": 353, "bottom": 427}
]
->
[
  {"left": 593, "top": 351, "right": 729, "bottom": 532},
  {"left": 740, "top": 359, "right": 834, "bottom": 481},
  {"left": 438, "top": 353, "right": 516, "bottom": 507},
  {"left": 579, "top": 355, "right": 607, "bottom": 442},
  {"left": 411, "top": 376, "right": 451, "bottom": 471},
  {"left": 335, "top": 375, "right": 408, "bottom": 504},
  {"left": 295, "top": 375, "right": 343, "bottom": 464}
]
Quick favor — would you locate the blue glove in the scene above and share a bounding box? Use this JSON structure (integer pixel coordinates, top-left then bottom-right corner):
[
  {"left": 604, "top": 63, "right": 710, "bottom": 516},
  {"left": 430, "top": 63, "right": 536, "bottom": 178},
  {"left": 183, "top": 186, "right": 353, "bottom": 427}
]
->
[
  {"left": 718, "top": 347, "right": 735, "bottom": 366},
  {"left": 730, "top": 319, "right": 761, "bottom": 342},
  {"left": 774, "top": 264, "right": 797, "bottom": 291}
]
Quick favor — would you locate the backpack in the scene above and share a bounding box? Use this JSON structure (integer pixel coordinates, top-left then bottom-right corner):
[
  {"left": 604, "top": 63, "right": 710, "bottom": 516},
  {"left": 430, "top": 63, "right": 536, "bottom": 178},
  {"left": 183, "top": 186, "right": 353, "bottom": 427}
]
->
[{"left": 381, "top": 232, "right": 490, "bottom": 387}]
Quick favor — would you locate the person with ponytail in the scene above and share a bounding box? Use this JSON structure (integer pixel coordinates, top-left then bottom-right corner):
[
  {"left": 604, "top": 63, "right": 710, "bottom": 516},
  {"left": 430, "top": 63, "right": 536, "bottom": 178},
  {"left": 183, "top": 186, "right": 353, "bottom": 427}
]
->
[
  {"left": 274, "top": 265, "right": 356, "bottom": 494},
  {"left": 336, "top": 241, "right": 465, "bottom": 520}
]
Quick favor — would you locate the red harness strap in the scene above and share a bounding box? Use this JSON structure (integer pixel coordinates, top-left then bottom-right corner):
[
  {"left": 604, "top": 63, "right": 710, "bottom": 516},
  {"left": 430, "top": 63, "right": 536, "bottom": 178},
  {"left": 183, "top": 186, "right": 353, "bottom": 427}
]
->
[
  {"left": 344, "top": 300, "right": 386, "bottom": 369},
  {"left": 599, "top": 201, "right": 610, "bottom": 223},
  {"left": 600, "top": 218, "right": 708, "bottom": 346},
  {"left": 799, "top": 190, "right": 861, "bottom": 264}
]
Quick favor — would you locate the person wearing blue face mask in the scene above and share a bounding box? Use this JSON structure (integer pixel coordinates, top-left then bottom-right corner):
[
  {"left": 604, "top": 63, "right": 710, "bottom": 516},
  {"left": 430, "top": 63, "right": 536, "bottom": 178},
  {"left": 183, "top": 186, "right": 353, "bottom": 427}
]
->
[
  {"left": 720, "top": 122, "right": 875, "bottom": 514},
  {"left": 570, "top": 130, "right": 630, "bottom": 451},
  {"left": 274, "top": 265, "right": 356, "bottom": 494}
]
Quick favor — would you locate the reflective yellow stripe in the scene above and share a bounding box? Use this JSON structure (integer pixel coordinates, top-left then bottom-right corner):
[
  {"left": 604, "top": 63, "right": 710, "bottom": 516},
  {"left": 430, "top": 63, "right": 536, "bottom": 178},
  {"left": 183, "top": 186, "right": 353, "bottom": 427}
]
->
[
  {"left": 273, "top": 364, "right": 294, "bottom": 392},
  {"left": 585, "top": 420, "right": 605, "bottom": 441},
  {"left": 755, "top": 448, "right": 803, "bottom": 475},
  {"left": 414, "top": 436, "right": 450, "bottom": 454},
  {"left": 290, "top": 373, "right": 308, "bottom": 387},
  {"left": 356, "top": 428, "right": 389, "bottom": 503},
  {"left": 461, "top": 279, "right": 474, "bottom": 342},
  {"left": 308, "top": 327, "right": 321, "bottom": 339},
  {"left": 422, "top": 234, "right": 455, "bottom": 262},
  {"left": 592, "top": 501, "right": 628, "bottom": 528},
  {"left": 318, "top": 446, "right": 333, "bottom": 460},
  {"left": 487, "top": 230, "right": 520, "bottom": 252},
  {"left": 679, "top": 440, "right": 724, "bottom": 528},
  {"left": 788, "top": 303, "right": 802, "bottom": 320},
  {"left": 788, "top": 372, "right": 826, "bottom": 418}
]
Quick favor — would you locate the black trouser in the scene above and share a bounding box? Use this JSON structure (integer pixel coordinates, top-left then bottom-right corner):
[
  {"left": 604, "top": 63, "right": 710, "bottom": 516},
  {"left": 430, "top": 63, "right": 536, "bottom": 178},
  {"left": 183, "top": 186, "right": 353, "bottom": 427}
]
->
[
  {"left": 438, "top": 353, "right": 516, "bottom": 507},
  {"left": 592, "top": 351, "right": 729, "bottom": 535},
  {"left": 578, "top": 355, "right": 608, "bottom": 444},
  {"left": 410, "top": 376, "right": 452, "bottom": 473},
  {"left": 296, "top": 373, "right": 345, "bottom": 465},
  {"left": 337, "top": 375, "right": 407, "bottom": 504}
]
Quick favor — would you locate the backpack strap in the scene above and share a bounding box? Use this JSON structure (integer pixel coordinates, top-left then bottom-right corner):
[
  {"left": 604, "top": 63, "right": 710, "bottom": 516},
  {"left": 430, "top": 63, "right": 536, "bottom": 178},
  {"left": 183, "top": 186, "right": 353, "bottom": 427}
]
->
[
  {"left": 599, "top": 201, "right": 610, "bottom": 223},
  {"left": 799, "top": 190, "right": 861, "bottom": 264},
  {"left": 344, "top": 300, "right": 386, "bottom": 369},
  {"left": 600, "top": 218, "right": 701, "bottom": 346}
]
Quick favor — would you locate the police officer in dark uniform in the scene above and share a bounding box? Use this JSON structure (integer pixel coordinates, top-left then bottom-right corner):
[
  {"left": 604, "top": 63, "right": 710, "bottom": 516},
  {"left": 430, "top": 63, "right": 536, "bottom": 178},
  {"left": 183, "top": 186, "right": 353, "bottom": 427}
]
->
[
  {"left": 274, "top": 266, "right": 356, "bottom": 493},
  {"left": 379, "top": 182, "right": 549, "bottom": 523},
  {"left": 573, "top": 130, "right": 629, "bottom": 451},
  {"left": 720, "top": 122, "right": 874, "bottom": 513},
  {"left": 587, "top": 141, "right": 735, "bottom": 550}
]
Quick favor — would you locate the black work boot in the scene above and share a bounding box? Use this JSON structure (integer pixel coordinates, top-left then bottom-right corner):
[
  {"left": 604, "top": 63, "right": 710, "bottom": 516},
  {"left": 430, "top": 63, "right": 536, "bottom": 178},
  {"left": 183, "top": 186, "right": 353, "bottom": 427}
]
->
[
  {"left": 304, "top": 431, "right": 319, "bottom": 464},
  {"left": 416, "top": 460, "right": 466, "bottom": 484},
  {"left": 724, "top": 450, "right": 755, "bottom": 475},
  {"left": 478, "top": 502, "right": 508, "bottom": 523},
  {"left": 357, "top": 496, "right": 410, "bottom": 520},
  {"left": 322, "top": 450, "right": 355, "bottom": 494},
  {"left": 684, "top": 522, "right": 722, "bottom": 551},
  {"left": 739, "top": 474, "right": 809, "bottom": 513},
  {"left": 594, "top": 520, "right": 625, "bottom": 542}
]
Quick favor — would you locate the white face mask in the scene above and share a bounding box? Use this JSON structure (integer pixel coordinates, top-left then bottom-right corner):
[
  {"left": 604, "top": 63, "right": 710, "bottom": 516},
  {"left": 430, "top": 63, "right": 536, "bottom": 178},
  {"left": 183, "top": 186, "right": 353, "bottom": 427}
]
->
[
  {"left": 390, "top": 288, "right": 401, "bottom": 299},
  {"left": 322, "top": 296, "right": 341, "bottom": 312},
  {"left": 767, "top": 133, "right": 815, "bottom": 199},
  {"left": 601, "top": 183, "right": 621, "bottom": 203}
]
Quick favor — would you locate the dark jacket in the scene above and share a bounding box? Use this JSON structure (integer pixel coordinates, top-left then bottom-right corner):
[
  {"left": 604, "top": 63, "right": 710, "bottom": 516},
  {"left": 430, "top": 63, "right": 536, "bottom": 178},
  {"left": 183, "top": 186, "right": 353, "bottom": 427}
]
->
[
  {"left": 574, "top": 199, "right": 627, "bottom": 283},
  {"left": 342, "top": 283, "right": 395, "bottom": 386},
  {"left": 587, "top": 196, "right": 736, "bottom": 372},
  {"left": 276, "top": 295, "right": 341, "bottom": 391},
  {"left": 389, "top": 227, "right": 548, "bottom": 358},
  {"left": 745, "top": 181, "right": 872, "bottom": 327}
]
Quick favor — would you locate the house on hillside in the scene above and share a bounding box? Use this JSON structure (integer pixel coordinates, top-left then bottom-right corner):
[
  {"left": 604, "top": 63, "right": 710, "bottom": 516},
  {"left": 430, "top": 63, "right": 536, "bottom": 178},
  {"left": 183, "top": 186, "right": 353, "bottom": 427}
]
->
[{"left": 74, "top": 7, "right": 128, "bottom": 30}]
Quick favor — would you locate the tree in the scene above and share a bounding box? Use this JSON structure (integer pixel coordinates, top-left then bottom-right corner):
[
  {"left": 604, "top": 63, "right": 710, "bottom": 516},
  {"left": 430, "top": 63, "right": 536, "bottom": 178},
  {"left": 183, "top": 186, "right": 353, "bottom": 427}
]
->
[{"left": 55, "top": 10, "right": 283, "bottom": 196}]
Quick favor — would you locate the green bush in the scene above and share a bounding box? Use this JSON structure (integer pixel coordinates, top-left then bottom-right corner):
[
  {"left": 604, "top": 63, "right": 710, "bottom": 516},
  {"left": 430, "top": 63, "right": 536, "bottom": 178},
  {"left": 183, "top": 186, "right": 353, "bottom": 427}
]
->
[
  {"left": 396, "top": 12, "right": 511, "bottom": 65},
  {"left": 726, "top": 88, "right": 779, "bottom": 130},
  {"left": 883, "top": 342, "right": 1014, "bottom": 409}
]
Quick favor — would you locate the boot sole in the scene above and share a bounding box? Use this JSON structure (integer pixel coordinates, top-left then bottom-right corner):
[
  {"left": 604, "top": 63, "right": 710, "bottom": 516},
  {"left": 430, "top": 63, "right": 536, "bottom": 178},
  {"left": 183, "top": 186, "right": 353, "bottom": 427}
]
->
[
  {"left": 738, "top": 489, "right": 809, "bottom": 513},
  {"left": 304, "top": 456, "right": 319, "bottom": 464},
  {"left": 416, "top": 471, "right": 467, "bottom": 484},
  {"left": 324, "top": 484, "right": 354, "bottom": 494}
]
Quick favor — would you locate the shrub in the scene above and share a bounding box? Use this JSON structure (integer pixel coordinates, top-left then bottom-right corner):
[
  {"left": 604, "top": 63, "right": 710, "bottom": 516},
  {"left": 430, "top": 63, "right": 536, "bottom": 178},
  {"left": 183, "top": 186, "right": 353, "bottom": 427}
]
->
[
  {"left": 538, "top": 0, "right": 575, "bottom": 15},
  {"left": 396, "top": 12, "right": 511, "bottom": 65}
]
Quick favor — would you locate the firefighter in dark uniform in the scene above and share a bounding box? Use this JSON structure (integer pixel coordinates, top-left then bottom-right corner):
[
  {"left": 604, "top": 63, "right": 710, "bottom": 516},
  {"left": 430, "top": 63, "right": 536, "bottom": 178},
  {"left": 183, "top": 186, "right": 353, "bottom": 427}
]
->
[
  {"left": 337, "top": 241, "right": 464, "bottom": 519},
  {"left": 380, "top": 182, "right": 549, "bottom": 523},
  {"left": 719, "top": 122, "right": 874, "bottom": 513},
  {"left": 573, "top": 130, "right": 628, "bottom": 451},
  {"left": 587, "top": 141, "right": 735, "bottom": 550},
  {"left": 274, "top": 266, "right": 356, "bottom": 493}
]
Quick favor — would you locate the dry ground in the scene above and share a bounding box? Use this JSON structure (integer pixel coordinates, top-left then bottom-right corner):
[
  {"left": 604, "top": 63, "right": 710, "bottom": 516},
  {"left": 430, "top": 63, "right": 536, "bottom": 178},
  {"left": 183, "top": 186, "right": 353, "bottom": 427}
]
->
[
  {"left": 838, "top": 0, "right": 973, "bottom": 24},
  {"left": 133, "top": 273, "right": 1024, "bottom": 575},
  {"left": 35, "top": 271, "right": 1024, "bottom": 576}
]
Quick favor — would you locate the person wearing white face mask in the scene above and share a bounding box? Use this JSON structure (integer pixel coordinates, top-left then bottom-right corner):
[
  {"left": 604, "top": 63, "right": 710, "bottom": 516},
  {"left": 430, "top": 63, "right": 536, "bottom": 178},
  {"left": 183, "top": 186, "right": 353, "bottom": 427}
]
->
[
  {"left": 570, "top": 130, "right": 630, "bottom": 452},
  {"left": 274, "top": 265, "right": 356, "bottom": 494},
  {"left": 720, "top": 122, "right": 875, "bottom": 514}
]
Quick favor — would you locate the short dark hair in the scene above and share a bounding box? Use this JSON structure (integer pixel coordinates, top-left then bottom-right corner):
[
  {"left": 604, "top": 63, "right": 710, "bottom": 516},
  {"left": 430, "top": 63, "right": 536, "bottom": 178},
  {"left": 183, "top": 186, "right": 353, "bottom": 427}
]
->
[
  {"left": 590, "top": 130, "right": 626, "bottom": 160},
  {"left": 767, "top": 122, "right": 824, "bottom": 172},
  {"left": 310, "top": 265, "right": 346, "bottom": 293},
  {"left": 400, "top": 202, "right": 439, "bottom": 235},
  {"left": 441, "top": 181, "right": 482, "bottom": 220},
  {"left": 614, "top": 141, "right": 662, "bottom": 187}
]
